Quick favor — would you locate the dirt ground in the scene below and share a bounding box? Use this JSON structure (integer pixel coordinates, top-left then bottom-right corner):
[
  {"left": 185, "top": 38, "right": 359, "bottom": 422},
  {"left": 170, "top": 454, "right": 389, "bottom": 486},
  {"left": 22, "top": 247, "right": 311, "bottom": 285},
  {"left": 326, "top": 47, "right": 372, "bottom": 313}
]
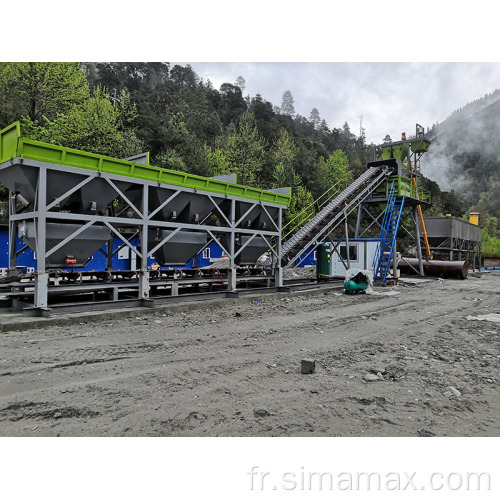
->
[{"left": 0, "top": 271, "right": 499, "bottom": 437}]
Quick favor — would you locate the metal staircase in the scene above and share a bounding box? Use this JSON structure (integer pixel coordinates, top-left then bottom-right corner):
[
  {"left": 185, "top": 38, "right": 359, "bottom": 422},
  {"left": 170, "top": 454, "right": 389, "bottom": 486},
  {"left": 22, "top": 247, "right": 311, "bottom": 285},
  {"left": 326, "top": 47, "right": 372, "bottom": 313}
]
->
[
  {"left": 281, "top": 164, "right": 392, "bottom": 269},
  {"left": 372, "top": 184, "right": 405, "bottom": 283}
]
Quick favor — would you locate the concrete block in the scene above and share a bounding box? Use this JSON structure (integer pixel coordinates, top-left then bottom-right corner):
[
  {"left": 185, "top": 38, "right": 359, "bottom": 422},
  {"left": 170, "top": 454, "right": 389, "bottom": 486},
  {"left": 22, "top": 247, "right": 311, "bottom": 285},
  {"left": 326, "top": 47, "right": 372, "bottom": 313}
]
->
[{"left": 301, "top": 358, "right": 316, "bottom": 374}]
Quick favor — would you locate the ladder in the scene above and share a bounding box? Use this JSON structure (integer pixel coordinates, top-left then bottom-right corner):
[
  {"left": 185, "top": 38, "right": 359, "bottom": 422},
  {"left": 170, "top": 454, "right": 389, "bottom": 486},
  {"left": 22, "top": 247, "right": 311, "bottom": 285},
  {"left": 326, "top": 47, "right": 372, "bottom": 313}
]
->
[
  {"left": 281, "top": 164, "right": 392, "bottom": 269},
  {"left": 373, "top": 184, "right": 405, "bottom": 283}
]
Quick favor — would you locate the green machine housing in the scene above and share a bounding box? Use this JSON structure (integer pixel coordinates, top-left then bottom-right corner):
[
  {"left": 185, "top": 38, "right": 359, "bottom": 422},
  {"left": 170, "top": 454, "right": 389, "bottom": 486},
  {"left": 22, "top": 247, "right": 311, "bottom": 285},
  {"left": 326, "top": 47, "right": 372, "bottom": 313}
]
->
[{"left": 369, "top": 135, "right": 431, "bottom": 203}]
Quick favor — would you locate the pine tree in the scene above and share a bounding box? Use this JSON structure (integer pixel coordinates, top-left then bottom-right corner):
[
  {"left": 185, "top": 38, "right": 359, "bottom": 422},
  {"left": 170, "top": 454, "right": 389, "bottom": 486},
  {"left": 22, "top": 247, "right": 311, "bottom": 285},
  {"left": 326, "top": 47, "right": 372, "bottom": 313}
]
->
[
  {"left": 235, "top": 76, "right": 246, "bottom": 93},
  {"left": 222, "top": 111, "right": 266, "bottom": 187},
  {"left": 309, "top": 108, "right": 321, "bottom": 129},
  {"left": 280, "top": 90, "right": 295, "bottom": 116}
]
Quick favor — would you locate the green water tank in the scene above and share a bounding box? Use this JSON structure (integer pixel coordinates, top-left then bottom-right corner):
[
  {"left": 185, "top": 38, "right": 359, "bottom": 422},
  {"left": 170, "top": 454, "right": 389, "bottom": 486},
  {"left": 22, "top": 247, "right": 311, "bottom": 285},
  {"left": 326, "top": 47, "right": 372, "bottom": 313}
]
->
[{"left": 316, "top": 243, "right": 331, "bottom": 281}]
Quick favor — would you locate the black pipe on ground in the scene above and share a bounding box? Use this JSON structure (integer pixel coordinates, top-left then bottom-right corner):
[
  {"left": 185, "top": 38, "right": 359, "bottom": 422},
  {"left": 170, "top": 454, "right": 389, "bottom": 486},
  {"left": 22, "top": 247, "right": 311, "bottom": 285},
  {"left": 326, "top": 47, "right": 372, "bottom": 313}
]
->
[{"left": 398, "top": 258, "right": 468, "bottom": 280}]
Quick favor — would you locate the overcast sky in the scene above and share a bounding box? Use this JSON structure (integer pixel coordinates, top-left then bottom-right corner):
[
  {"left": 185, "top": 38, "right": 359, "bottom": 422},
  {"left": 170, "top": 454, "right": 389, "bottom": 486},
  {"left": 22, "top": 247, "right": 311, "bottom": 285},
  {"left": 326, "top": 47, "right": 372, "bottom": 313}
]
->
[
  {"left": 7, "top": 1, "right": 498, "bottom": 148},
  {"left": 177, "top": 62, "right": 500, "bottom": 145}
]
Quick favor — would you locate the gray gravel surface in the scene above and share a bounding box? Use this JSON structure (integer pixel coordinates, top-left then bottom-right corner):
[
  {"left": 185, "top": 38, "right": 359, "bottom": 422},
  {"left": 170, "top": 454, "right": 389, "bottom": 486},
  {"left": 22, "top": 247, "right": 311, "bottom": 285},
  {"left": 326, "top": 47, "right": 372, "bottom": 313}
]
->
[{"left": 0, "top": 271, "right": 499, "bottom": 437}]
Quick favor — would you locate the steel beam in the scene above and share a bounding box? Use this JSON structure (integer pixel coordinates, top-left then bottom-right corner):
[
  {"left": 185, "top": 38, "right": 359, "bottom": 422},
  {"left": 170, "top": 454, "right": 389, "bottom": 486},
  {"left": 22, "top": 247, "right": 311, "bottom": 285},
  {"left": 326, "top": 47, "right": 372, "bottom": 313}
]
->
[
  {"left": 34, "top": 167, "right": 48, "bottom": 308},
  {"left": 4, "top": 156, "right": 288, "bottom": 307}
]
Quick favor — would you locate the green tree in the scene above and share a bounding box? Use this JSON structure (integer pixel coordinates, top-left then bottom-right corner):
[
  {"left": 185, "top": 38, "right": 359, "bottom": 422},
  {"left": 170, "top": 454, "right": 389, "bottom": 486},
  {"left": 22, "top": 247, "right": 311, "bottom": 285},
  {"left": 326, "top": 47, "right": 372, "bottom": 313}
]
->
[
  {"left": 169, "top": 64, "right": 199, "bottom": 90},
  {"left": 235, "top": 76, "right": 246, "bottom": 93},
  {"left": 477, "top": 181, "right": 500, "bottom": 219},
  {"left": 204, "top": 145, "right": 231, "bottom": 176},
  {"left": 218, "top": 83, "right": 247, "bottom": 126},
  {"left": 21, "top": 85, "right": 142, "bottom": 158},
  {"left": 309, "top": 108, "right": 321, "bottom": 129},
  {"left": 0, "top": 62, "right": 89, "bottom": 126},
  {"left": 280, "top": 90, "right": 295, "bottom": 116},
  {"left": 183, "top": 87, "right": 223, "bottom": 144},
  {"left": 284, "top": 181, "right": 315, "bottom": 229},
  {"left": 270, "top": 127, "right": 297, "bottom": 188},
  {"left": 90, "top": 62, "right": 170, "bottom": 94},
  {"left": 222, "top": 111, "right": 266, "bottom": 187},
  {"left": 114, "top": 88, "right": 139, "bottom": 131},
  {"left": 316, "top": 149, "right": 353, "bottom": 193},
  {"left": 318, "top": 119, "right": 329, "bottom": 133},
  {"left": 480, "top": 216, "right": 500, "bottom": 257},
  {"left": 146, "top": 107, "right": 214, "bottom": 178},
  {"left": 271, "top": 127, "right": 297, "bottom": 167}
]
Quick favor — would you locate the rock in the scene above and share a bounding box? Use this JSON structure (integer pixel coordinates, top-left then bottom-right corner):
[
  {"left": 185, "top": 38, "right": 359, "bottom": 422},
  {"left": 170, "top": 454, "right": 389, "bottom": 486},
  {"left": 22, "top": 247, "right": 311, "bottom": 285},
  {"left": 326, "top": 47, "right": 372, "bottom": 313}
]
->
[
  {"left": 444, "top": 386, "right": 461, "bottom": 398},
  {"left": 310, "top": 389, "right": 319, "bottom": 394},
  {"left": 363, "top": 373, "right": 380, "bottom": 382},
  {"left": 54, "top": 412, "right": 63, "bottom": 419},
  {"left": 301, "top": 358, "right": 316, "bottom": 374},
  {"left": 417, "top": 428, "right": 436, "bottom": 437},
  {"left": 437, "top": 353, "right": 451, "bottom": 362},
  {"left": 254, "top": 408, "right": 271, "bottom": 417},
  {"left": 376, "top": 372, "right": 384, "bottom": 380},
  {"left": 370, "top": 367, "right": 387, "bottom": 375}
]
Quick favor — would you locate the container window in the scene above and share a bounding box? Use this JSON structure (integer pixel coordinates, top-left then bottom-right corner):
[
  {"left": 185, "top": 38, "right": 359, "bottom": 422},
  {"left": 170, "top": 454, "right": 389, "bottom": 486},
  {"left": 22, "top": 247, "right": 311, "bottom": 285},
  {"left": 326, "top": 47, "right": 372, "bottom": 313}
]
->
[{"left": 339, "top": 244, "right": 358, "bottom": 261}]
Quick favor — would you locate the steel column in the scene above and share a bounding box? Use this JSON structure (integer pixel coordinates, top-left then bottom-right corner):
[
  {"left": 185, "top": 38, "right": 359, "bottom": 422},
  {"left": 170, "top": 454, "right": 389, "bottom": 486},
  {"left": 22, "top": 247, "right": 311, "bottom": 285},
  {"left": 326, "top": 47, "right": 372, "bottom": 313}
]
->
[
  {"left": 412, "top": 207, "right": 425, "bottom": 275},
  {"left": 8, "top": 191, "right": 17, "bottom": 274},
  {"left": 275, "top": 207, "right": 283, "bottom": 287},
  {"left": 34, "top": 167, "right": 48, "bottom": 308},
  {"left": 139, "top": 183, "right": 150, "bottom": 299},
  {"left": 228, "top": 198, "right": 237, "bottom": 292}
]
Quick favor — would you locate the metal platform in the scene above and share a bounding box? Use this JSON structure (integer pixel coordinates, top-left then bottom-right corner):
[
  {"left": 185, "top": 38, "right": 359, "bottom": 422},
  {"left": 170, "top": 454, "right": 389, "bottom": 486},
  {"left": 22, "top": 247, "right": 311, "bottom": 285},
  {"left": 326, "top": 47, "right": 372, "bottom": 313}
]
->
[
  {"left": 0, "top": 273, "right": 332, "bottom": 317},
  {"left": 0, "top": 268, "right": 284, "bottom": 315},
  {"left": 0, "top": 122, "right": 292, "bottom": 314}
]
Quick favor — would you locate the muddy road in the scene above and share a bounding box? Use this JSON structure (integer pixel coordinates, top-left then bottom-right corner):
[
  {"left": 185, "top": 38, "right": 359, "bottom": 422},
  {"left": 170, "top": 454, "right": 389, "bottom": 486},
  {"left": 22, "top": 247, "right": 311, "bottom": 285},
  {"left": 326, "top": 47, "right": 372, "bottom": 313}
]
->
[{"left": 1, "top": 272, "right": 499, "bottom": 437}]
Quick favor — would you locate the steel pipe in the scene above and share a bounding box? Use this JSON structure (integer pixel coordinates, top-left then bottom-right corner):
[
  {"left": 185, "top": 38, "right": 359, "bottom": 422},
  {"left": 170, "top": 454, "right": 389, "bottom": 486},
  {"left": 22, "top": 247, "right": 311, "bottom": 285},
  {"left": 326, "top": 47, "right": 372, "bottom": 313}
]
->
[{"left": 398, "top": 257, "right": 468, "bottom": 279}]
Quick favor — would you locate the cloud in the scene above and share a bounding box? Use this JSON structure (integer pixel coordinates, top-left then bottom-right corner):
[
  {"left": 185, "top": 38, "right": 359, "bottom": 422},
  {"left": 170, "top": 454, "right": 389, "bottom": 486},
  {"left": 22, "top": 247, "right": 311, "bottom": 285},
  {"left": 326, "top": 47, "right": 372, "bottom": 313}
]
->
[{"left": 181, "top": 62, "right": 500, "bottom": 144}]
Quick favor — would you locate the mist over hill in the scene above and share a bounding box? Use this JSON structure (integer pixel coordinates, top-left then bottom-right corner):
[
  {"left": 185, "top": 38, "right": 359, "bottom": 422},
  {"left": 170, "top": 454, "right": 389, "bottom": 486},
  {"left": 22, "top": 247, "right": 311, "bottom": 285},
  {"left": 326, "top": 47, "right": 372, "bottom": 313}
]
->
[{"left": 422, "top": 91, "right": 500, "bottom": 218}]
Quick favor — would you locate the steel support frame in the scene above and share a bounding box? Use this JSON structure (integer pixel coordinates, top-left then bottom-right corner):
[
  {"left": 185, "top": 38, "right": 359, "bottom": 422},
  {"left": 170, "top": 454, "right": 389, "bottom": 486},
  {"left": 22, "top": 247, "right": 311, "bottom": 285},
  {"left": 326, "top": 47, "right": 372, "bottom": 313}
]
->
[
  {"left": 8, "top": 191, "right": 18, "bottom": 274},
  {"left": 283, "top": 170, "right": 390, "bottom": 271},
  {"left": 327, "top": 209, "right": 355, "bottom": 273},
  {"left": 356, "top": 201, "right": 426, "bottom": 277},
  {"left": 2, "top": 158, "right": 285, "bottom": 310},
  {"left": 428, "top": 236, "right": 482, "bottom": 271}
]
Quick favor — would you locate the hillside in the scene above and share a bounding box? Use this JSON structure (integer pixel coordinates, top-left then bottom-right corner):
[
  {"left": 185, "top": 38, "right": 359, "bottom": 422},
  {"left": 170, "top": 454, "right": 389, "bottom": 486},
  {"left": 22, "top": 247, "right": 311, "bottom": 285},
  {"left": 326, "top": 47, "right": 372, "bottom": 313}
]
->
[
  {"left": 423, "top": 94, "right": 500, "bottom": 216},
  {"left": 0, "top": 63, "right": 498, "bottom": 253},
  {"left": 0, "top": 62, "right": 465, "bottom": 227}
]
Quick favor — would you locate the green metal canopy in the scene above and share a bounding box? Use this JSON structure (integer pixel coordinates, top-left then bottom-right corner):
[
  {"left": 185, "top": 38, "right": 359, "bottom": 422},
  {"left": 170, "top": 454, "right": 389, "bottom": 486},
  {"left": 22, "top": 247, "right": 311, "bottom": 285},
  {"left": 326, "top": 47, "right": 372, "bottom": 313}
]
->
[{"left": 0, "top": 122, "right": 291, "bottom": 206}]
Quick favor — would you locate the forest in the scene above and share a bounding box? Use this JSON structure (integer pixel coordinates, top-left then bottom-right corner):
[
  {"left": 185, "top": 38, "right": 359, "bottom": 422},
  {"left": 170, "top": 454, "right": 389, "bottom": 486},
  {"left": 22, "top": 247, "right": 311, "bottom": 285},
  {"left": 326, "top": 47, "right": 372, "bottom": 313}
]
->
[{"left": 0, "top": 62, "right": 498, "bottom": 255}]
